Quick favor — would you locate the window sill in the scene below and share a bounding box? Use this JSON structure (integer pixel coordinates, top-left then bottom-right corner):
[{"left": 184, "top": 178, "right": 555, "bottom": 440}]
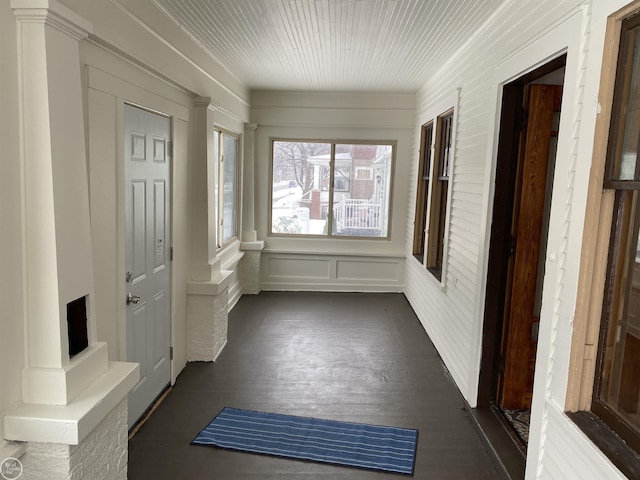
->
[{"left": 567, "top": 411, "right": 640, "bottom": 479}]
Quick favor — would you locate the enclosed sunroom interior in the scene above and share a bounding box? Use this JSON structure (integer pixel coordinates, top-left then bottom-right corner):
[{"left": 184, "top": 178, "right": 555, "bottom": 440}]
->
[{"left": 2, "top": 0, "right": 640, "bottom": 478}]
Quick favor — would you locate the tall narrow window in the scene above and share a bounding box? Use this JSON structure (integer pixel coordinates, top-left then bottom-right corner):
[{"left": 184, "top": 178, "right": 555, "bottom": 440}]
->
[
  {"left": 270, "top": 140, "right": 394, "bottom": 238},
  {"left": 214, "top": 130, "right": 239, "bottom": 247},
  {"left": 592, "top": 14, "right": 640, "bottom": 455},
  {"left": 426, "top": 111, "right": 453, "bottom": 280},
  {"left": 413, "top": 122, "right": 434, "bottom": 263}
]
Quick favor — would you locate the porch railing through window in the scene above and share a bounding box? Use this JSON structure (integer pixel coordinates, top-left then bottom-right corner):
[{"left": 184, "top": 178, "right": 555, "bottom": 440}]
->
[{"left": 332, "top": 198, "right": 382, "bottom": 233}]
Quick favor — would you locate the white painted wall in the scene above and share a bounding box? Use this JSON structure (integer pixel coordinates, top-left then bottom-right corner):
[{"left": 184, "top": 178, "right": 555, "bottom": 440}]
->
[
  {"left": 403, "top": 0, "right": 632, "bottom": 478},
  {"left": 252, "top": 91, "right": 414, "bottom": 291},
  {"left": 61, "top": 0, "right": 249, "bottom": 382},
  {"left": 0, "top": 1, "right": 26, "bottom": 445}
]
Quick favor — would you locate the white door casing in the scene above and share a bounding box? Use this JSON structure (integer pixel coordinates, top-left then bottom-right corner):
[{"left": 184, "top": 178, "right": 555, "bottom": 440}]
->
[{"left": 125, "top": 104, "right": 172, "bottom": 427}]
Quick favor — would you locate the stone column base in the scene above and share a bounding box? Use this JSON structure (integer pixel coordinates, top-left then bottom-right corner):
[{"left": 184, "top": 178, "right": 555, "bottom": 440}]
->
[
  {"left": 187, "top": 285, "right": 229, "bottom": 362},
  {"left": 21, "top": 400, "right": 128, "bottom": 480}
]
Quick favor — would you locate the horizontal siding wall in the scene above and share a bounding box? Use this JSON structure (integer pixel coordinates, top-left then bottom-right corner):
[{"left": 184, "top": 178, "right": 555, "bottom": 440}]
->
[
  {"left": 405, "top": 0, "right": 584, "bottom": 406},
  {"left": 404, "top": 0, "right": 640, "bottom": 478},
  {"left": 539, "top": 404, "right": 626, "bottom": 479}
]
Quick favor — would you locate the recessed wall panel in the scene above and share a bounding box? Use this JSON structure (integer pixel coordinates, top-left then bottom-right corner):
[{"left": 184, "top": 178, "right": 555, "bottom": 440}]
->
[
  {"left": 336, "top": 260, "right": 400, "bottom": 281},
  {"left": 131, "top": 132, "right": 146, "bottom": 161},
  {"left": 131, "top": 304, "right": 147, "bottom": 392},
  {"left": 154, "top": 136, "right": 166, "bottom": 162},
  {"left": 153, "top": 290, "right": 166, "bottom": 370},
  {"left": 267, "top": 257, "right": 330, "bottom": 279},
  {"left": 132, "top": 180, "right": 146, "bottom": 281}
]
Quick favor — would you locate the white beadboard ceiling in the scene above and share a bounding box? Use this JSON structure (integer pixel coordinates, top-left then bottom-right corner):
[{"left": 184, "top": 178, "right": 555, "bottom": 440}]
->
[{"left": 151, "top": 0, "right": 506, "bottom": 92}]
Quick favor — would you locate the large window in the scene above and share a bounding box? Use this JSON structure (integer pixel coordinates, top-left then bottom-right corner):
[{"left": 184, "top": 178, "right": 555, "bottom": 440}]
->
[
  {"left": 214, "top": 130, "right": 239, "bottom": 247},
  {"left": 593, "top": 14, "right": 640, "bottom": 455},
  {"left": 270, "top": 140, "right": 394, "bottom": 238}
]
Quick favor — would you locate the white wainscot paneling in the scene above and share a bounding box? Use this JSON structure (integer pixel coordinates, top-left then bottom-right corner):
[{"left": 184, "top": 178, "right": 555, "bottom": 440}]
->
[
  {"left": 262, "top": 253, "right": 404, "bottom": 292},
  {"left": 267, "top": 257, "right": 331, "bottom": 279},
  {"left": 336, "top": 259, "right": 400, "bottom": 282}
]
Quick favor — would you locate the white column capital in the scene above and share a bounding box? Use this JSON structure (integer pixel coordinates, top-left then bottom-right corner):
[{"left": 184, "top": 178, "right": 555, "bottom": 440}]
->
[
  {"left": 194, "top": 96, "right": 212, "bottom": 108},
  {"left": 12, "top": 0, "right": 93, "bottom": 40},
  {"left": 245, "top": 122, "right": 258, "bottom": 131}
]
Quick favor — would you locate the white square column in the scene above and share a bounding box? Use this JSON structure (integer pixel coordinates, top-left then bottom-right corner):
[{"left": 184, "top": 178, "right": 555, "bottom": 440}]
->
[
  {"left": 240, "top": 122, "right": 265, "bottom": 295},
  {"left": 187, "top": 97, "right": 232, "bottom": 362},
  {"left": 5, "top": 3, "right": 138, "bottom": 478}
]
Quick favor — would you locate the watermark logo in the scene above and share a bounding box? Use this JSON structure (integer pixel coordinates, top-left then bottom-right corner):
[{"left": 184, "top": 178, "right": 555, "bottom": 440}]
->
[{"left": 0, "top": 458, "right": 23, "bottom": 480}]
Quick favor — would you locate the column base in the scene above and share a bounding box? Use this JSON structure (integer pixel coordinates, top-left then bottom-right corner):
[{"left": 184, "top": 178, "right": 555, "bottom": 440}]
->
[
  {"left": 187, "top": 271, "right": 233, "bottom": 362},
  {"left": 4, "top": 362, "right": 138, "bottom": 445},
  {"left": 240, "top": 241, "right": 264, "bottom": 295},
  {"left": 21, "top": 399, "right": 128, "bottom": 480}
]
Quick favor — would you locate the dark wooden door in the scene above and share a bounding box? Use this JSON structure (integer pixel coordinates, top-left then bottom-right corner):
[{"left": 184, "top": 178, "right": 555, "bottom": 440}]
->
[{"left": 500, "top": 84, "right": 563, "bottom": 410}]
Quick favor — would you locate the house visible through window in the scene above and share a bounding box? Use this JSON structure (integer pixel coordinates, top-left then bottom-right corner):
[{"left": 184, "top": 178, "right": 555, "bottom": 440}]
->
[
  {"left": 592, "top": 13, "right": 640, "bottom": 456},
  {"left": 270, "top": 140, "right": 394, "bottom": 238},
  {"left": 214, "top": 130, "right": 239, "bottom": 247}
]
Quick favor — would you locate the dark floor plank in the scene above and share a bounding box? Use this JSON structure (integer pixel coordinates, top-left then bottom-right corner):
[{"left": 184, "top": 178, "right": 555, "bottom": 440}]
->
[{"left": 128, "top": 292, "right": 502, "bottom": 479}]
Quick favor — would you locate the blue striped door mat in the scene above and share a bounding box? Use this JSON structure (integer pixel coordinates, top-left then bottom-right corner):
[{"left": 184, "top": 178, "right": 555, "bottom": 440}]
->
[{"left": 192, "top": 407, "right": 418, "bottom": 475}]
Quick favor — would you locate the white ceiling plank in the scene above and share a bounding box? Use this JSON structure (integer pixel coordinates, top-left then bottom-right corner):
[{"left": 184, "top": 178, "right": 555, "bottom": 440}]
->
[{"left": 151, "top": 0, "right": 507, "bottom": 92}]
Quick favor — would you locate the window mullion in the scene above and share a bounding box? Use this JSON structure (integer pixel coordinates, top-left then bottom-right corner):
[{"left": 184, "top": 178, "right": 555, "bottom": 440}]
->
[{"left": 327, "top": 143, "right": 336, "bottom": 236}]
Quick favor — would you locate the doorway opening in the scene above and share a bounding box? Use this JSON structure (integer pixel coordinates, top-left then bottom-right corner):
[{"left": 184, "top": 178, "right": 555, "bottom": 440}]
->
[{"left": 478, "top": 54, "right": 567, "bottom": 451}]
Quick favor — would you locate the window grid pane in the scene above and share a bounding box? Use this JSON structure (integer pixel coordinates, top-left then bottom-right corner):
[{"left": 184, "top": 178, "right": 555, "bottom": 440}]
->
[
  {"left": 271, "top": 141, "right": 331, "bottom": 235},
  {"left": 427, "top": 110, "right": 454, "bottom": 280},
  {"left": 596, "top": 13, "right": 640, "bottom": 454},
  {"left": 423, "top": 123, "right": 433, "bottom": 180},
  {"left": 222, "top": 134, "right": 238, "bottom": 244},
  {"left": 596, "top": 190, "right": 640, "bottom": 443},
  {"left": 438, "top": 113, "right": 453, "bottom": 179},
  {"left": 412, "top": 122, "right": 434, "bottom": 262},
  {"left": 609, "top": 24, "right": 640, "bottom": 183}
]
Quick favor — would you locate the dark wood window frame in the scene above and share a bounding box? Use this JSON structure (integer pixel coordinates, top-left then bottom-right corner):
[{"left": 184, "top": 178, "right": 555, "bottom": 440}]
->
[
  {"left": 426, "top": 110, "right": 454, "bottom": 281},
  {"left": 568, "top": 11, "right": 640, "bottom": 480},
  {"left": 412, "top": 121, "right": 434, "bottom": 264}
]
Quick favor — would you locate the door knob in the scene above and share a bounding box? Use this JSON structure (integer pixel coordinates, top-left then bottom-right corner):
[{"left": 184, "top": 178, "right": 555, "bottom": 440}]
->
[{"left": 127, "top": 292, "right": 141, "bottom": 305}]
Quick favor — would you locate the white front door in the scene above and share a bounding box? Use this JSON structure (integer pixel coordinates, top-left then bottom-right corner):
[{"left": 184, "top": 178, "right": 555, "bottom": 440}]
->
[{"left": 125, "top": 104, "right": 172, "bottom": 427}]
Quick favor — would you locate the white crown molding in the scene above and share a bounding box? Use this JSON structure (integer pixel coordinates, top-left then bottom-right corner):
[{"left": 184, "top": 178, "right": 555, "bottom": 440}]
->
[{"left": 11, "top": 0, "right": 93, "bottom": 40}]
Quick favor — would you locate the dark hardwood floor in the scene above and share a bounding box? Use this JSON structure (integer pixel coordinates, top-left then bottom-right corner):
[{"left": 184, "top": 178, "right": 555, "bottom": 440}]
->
[{"left": 128, "top": 292, "right": 503, "bottom": 479}]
